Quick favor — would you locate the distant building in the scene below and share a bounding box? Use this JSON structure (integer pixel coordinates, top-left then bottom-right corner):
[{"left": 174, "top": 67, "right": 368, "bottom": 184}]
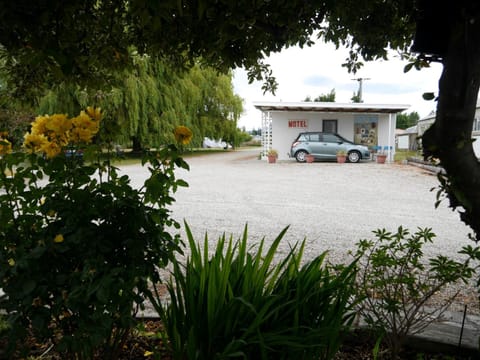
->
[
  {"left": 417, "top": 105, "right": 480, "bottom": 157},
  {"left": 253, "top": 101, "right": 409, "bottom": 162},
  {"left": 396, "top": 125, "right": 418, "bottom": 151}
]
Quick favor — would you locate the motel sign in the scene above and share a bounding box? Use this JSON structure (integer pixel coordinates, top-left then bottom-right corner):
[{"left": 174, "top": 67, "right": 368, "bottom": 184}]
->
[{"left": 288, "top": 119, "right": 308, "bottom": 128}]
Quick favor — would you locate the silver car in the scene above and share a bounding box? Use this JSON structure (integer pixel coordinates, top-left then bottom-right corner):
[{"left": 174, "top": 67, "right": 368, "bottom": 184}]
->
[{"left": 290, "top": 132, "right": 370, "bottom": 163}]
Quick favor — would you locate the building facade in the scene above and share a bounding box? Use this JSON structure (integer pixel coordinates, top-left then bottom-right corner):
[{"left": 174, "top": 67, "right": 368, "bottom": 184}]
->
[
  {"left": 417, "top": 105, "right": 480, "bottom": 157},
  {"left": 254, "top": 102, "right": 410, "bottom": 161}
]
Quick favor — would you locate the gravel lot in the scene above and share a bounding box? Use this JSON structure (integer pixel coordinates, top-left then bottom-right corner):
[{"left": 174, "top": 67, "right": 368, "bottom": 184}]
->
[
  {"left": 123, "top": 148, "right": 479, "bottom": 314},
  {"left": 125, "top": 148, "right": 473, "bottom": 261}
]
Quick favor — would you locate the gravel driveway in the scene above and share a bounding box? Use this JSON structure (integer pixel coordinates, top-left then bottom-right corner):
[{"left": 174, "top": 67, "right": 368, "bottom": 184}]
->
[
  {"left": 125, "top": 148, "right": 472, "bottom": 262},
  {"left": 123, "top": 148, "right": 479, "bottom": 314}
]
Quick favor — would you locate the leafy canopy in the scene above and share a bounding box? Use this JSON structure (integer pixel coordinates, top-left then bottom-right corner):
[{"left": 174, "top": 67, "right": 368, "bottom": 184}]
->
[{"left": 0, "top": 0, "right": 420, "bottom": 96}]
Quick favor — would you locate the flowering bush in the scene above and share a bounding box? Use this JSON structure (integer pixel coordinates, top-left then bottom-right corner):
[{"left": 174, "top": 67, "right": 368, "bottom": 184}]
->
[
  {"left": 173, "top": 125, "right": 193, "bottom": 145},
  {"left": 23, "top": 107, "right": 101, "bottom": 159},
  {"left": 352, "top": 227, "right": 473, "bottom": 359},
  {"left": 0, "top": 110, "right": 190, "bottom": 359},
  {"left": 0, "top": 132, "right": 12, "bottom": 156}
]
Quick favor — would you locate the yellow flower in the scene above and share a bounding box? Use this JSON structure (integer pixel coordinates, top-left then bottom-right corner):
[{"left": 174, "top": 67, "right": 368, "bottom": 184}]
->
[
  {"left": 70, "top": 111, "right": 100, "bottom": 143},
  {"left": 30, "top": 115, "right": 49, "bottom": 136},
  {"left": 54, "top": 234, "right": 64, "bottom": 243},
  {"left": 45, "top": 114, "right": 71, "bottom": 133},
  {"left": 45, "top": 114, "right": 72, "bottom": 145},
  {"left": 143, "top": 350, "right": 154, "bottom": 357},
  {"left": 0, "top": 138, "right": 12, "bottom": 155},
  {"left": 41, "top": 140, "right": 62, "bottom": 159},
  {"left": 23, "top": 133, "right": 49, "bottom": 153},
  {"left": 86, "top": 106, "right": 102, "bottom": 122},
  {"left": 8, "top": 258, "right": 15, "bottom": 266},
  {"left": 174, "top": 126, "right": 193, "bottom": 145}
]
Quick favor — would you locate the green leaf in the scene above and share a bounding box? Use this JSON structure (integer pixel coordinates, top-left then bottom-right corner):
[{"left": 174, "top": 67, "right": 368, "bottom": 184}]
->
[
  {"left": 403, "top": 62, "right": 414, "bottom": 73},
  {"left": 422, "top": 92, "right": 435, "bottom": 101},
  {"left": 22, "top": 280, "right": 36, "bottom": 296}
]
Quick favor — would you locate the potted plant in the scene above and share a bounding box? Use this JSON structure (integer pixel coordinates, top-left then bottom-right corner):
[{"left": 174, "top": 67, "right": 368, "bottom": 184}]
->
[
  {"left": 266, "top": 149, "right": 278, "bottom": 163},
  {"left": 336, "top": 149, "right": 347, "bottom": 163},
  {"left": 376, "top": 150, "right": 388, "bottom": 164},
  {"left": 305, "top": 153, "right": 315, "bottom": 163}
]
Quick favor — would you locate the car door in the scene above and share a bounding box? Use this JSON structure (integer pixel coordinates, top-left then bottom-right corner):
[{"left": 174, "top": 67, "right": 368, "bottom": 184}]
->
[
  {"left": 320, "top": 133, "right": 342, "bottom": 160},
  {"left": 305, "top": 133, "right": 324, "bottom": 157}
]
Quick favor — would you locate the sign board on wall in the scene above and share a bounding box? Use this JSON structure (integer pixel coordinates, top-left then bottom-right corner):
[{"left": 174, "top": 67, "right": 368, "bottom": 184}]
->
[
  {"left": 288, "top": 119, "right": 308, "bottom": 128},
  {"left": 354, "top": 115, "right": 378, "bottom": 146}
]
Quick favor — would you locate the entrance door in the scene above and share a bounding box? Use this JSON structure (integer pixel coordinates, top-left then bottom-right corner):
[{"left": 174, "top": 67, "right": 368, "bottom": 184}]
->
[{"left": 323, "top": 119, "right": 338, "bottom": 133}]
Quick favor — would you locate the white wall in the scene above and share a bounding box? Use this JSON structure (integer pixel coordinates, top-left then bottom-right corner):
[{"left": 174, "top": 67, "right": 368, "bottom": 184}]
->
[
  {"left": 397, "top": 134, "right": 409, "bottom": 150},
  {"left": 473, "top": 134, "right": 480, "bottom": 158},
  {"left": 268, "top": 111, "right": 396, "bottom": 160}
]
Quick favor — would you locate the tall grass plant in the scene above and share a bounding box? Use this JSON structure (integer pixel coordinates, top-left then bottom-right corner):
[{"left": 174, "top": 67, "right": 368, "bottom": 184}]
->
[{"left": 157, "top": 224, "right": 358, "bottom": 360}]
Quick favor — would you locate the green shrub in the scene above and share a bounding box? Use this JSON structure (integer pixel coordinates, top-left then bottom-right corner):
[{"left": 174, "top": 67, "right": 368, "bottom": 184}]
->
[
  {"left": 0, "top": 112, "right": 189, "bottom": 358},
  {"left": 157, "top": 224, "right": 358, "bottom": 360},
  {"left": 352, "top": 227, "right": 474, "bottom": 359}
]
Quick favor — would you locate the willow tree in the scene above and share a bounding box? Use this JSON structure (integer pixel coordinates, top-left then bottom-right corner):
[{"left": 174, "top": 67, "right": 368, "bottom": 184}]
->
[
  {"left": 187, "top": 66, "right": 243, "bottom": 146},
  {"left": 36, "top": 57, "right": 242, "bottom": 150},
  {"left": 2, "top": 1, "right": 480, "bottom": 238}
]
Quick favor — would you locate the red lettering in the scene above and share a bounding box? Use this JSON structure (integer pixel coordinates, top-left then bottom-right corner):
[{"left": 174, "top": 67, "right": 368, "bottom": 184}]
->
[{"left": 288, "top": 120, "right": 308, "bottom": 128}]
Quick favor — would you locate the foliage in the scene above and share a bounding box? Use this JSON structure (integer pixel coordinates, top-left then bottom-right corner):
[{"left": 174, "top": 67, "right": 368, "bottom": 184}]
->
[
  {"left": 0, "top": 1, "right": 328, "bottom": 96},
  {"left": 0, "top": 315, "right": 9, "bottom": 335},
  {"left": 34, "top": 58, "right": 243, "bottom": 151},
  {"left": 235, "top": 128, "right": 253, "bottom": 145},
  {"left": 396, "top": 111, "right": 420, "bottom": 130},
  {"left": 266, "top": 149, "right": 278, "bottom": 157},
  {"left": 0, "top": 108, "right": 33, "bottom": 149},
  {"left": 304, "top": 89, "right": 336, "bottom": 102},
  {"left": 350, "top": 92, "right": 362, "bottom": 103},
  {"left": 352, "top": 227, "right": 474, "bottom": 359},
  {"left": 157, "top": 224, "right": 358, "bottom": 360},
  {"left": 0, "top": 110, "right": 189, "bottom": 359},
  {"left": 1, "top": 0, "right": 480, "bottom": 283}
]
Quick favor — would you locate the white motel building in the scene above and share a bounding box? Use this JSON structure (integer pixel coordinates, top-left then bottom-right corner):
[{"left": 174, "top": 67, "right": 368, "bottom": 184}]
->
[{"left": 253, "top": 101, "right": 410, "bottom": 162}]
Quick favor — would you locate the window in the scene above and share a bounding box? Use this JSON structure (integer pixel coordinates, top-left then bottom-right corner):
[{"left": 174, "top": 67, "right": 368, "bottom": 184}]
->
[
  {"left": 322, "top": 133, "right": 340, "bottom": 143},
  {"left": 323, "top": 119, "right": 338, "bottom": 133},
  {"left": 308, "top": 133, "right": 321, "bottom": 142},
  {"left": 473, "top": 117, "right": 480, "bottom": 132}
]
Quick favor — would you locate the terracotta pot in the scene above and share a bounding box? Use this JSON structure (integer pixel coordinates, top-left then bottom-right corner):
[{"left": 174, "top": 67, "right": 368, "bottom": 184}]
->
[
  {"left": 267, "top": 155, "right": 277, "bottom": 163},
  {"left": 377, "top": 154, "right": 387, "bottom": 164},
  {"left": 306, "top": 154, "right": 314, "bottom": 163},
  {"left": 336, "top": 155, "right": 347, "bottom": 163}
]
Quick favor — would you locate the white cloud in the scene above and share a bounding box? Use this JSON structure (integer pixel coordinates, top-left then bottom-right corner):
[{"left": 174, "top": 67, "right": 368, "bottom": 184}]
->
[{"left": 233, "top": 42, "right": 443, "bottom": 130}]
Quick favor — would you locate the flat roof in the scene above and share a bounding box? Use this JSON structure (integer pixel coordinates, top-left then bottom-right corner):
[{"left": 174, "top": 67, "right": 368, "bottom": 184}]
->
[{"left": 253, "top": 101, "right": 410, "bottom": 114}]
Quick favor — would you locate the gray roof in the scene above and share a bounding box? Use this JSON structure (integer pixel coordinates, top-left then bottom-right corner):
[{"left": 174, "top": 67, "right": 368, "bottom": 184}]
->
[{"left": 253, "top": 101, "right": 410, "bottom": 114}]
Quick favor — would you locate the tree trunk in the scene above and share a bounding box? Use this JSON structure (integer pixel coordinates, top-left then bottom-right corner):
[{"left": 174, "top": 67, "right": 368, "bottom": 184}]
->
[
  {"left": 131, "top": 136, "right": 143, "bottom": 153},
  {"left": 422, "top": 10, "right": 480, "bottom": 239}
]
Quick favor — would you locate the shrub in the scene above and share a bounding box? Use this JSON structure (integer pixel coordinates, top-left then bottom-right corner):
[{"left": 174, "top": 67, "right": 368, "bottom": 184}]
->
[
  {"left": 352, "top": 227, "right": 474, "bottom": 359},
  {"left": 157, "top": 224, "right": 358, "bottom": 360},
  {"left": 0, "top": 110, "right": 189, "bottom": 359}
]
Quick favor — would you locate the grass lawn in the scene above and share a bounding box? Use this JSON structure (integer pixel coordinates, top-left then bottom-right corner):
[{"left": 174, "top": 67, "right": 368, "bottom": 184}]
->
[{"left": 394, "top": 149, "right": 422, "bottom": 162}]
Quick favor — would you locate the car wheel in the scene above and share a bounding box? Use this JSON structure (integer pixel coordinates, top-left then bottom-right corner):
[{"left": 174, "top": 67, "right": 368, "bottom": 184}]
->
[
  {"left": 295, "top": 150, "right": 308, "bottom": 163},
  {"left": 347, "top": 151, "right": 361, "bottom": 163}
]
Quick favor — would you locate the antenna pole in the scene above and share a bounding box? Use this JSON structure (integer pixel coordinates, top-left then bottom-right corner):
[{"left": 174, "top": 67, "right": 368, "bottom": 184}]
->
[{"left": 352, "top": 78, "right": 371, "bottom": 102}]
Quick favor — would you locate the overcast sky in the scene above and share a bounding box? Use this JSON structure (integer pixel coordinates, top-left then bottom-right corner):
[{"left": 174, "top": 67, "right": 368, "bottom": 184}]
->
[{"left": 232, "top": 42, "right": 443, "bottom": 130}]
